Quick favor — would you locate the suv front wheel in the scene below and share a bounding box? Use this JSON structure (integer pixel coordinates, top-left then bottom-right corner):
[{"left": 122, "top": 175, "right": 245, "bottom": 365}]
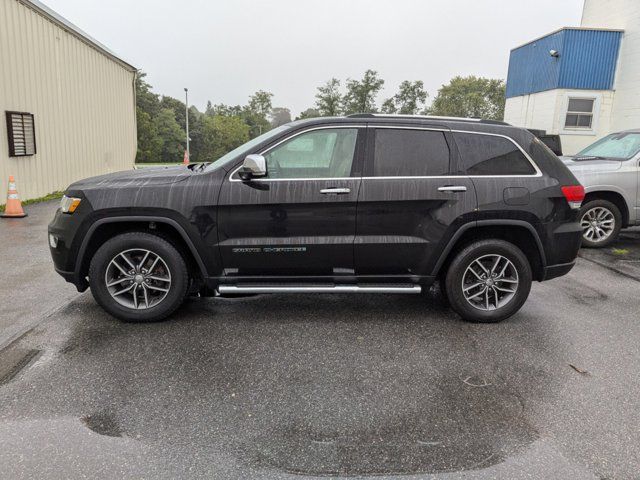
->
[
  {"left": 89, "top": 232, "right": 189, "bottom": 322},
  {"left": 445, "top": 239, "right": 532, "bottom": 323}
]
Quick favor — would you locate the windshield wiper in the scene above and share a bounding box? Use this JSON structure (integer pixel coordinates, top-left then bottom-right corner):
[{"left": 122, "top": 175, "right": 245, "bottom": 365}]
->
[{"left": 573, "top": 155, "right": 610, "bottom": 161}]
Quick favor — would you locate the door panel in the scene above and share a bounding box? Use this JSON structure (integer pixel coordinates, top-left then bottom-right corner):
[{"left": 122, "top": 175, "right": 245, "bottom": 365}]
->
[
  {"left": 355, "top": 177, "right": 477, "bottom": 276},
  {"left": 217, "top": 126, "right": 364, "bottom": 278},
  {"left": 354, "top": 127, "right": 477, "bottom": 278}
]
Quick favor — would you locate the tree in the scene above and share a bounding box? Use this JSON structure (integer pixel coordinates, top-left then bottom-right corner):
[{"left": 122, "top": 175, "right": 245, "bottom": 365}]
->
[
  {"left": 135, "top": 107, "right": 162, "bottom": 163},
  {"left": 381, "top": 80, "right": 428, "bottom": 115},
  {"left": 153, "top": 108, "right": 185, "bottom": 163},
  {"left": 296, "top": 108, "right": 320, "bottom": 120},
  {"left": 135, "top": 72, "right": 160, "bottom": 116},
  {"left": 315, "top": 78, "right": 342, "bottom": 116},
  {"left": 427, "top": 76, "right": 506, "bottom": 120},
  {"left": 342, "top": 70, "right": 385, "bottom": 114},
  {"left": 199, "top": 115, "right": 250, "bottom": 162},
  {"left": 270, "top": 107, "right": 292, "bottom": 127},
  {"left": 248, "top": 90, "right": 274, "bottom": 117}
]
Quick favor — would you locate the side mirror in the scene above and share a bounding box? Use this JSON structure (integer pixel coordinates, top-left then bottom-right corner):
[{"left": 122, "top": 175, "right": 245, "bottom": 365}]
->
[{"left": 239, "top": 154, "right": 267, "bottom": 181}]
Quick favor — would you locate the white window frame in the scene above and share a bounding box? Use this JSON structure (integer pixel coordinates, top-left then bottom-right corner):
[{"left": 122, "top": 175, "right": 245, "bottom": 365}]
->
[{"left": 560, "top": 92, "right": 601, "bottom": 136}]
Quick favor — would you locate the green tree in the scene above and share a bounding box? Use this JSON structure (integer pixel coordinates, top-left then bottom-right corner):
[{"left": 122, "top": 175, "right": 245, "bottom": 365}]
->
[
  {"left": 270, "top": 107, "right": 292, "bottom": 127},
  {"left": 296, "top": 108, "right": 320, "bottom": 120},
  {"left": 135, "top": 107, "right": 162, "bottom": 163},
  {"left": 248, "top": 90, "right": 274, "bottom": 117},
  {"left": 382, "top": 80, "right": 428, "bottom": 114},
  {"left": 342, "top": 70, "right": 385, "bottom": 114},
  {"left": 153, "top": 108, "right": 185, "bottom": 163},
  {"left": 427, "top": 76, "right": 506, "bottom": 120},
  {"left": 199, "top": 115, "right": 250, "bottom": 162},
  {"left": 135, "top": 72, "right": 160, "bottom": 116},
  {"left": 315, "top": 78, "right": 342, "bottom": 116}
]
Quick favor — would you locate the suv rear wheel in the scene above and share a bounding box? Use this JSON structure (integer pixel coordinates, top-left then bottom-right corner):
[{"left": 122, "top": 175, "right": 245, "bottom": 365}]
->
[
  {"left": 89, "top": 232, "right": 189, "bottom": 322},
  {"left": 579, "top": 199, "right": 621, "bottom": 248},
  {"left": 445, "top": 239, "right": 532, "bottom": 323}
]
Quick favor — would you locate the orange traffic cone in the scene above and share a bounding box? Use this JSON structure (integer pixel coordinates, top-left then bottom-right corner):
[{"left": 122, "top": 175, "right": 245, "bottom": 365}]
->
[
  {"left": 1, "top": 176, "right": 27, "bottom": 218},
  {"left": 183, "top": 150, "right": 189, "bottom": 165}
]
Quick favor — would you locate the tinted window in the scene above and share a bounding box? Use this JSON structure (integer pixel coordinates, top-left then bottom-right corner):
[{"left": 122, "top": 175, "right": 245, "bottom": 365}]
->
[
  {"left": 454, "top": 132, "right": 536, "bottom": 176},
  {"left": 264, "top": 128, "right": 357, "bottom": 179},
  {"left": 373, "top": 129, "right": 449, "bottom": 177}
]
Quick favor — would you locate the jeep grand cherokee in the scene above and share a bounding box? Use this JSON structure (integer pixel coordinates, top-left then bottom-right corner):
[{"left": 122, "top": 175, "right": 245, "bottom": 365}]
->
[{"left": 48, "top": 115, "right": 584, "bottom": 323}]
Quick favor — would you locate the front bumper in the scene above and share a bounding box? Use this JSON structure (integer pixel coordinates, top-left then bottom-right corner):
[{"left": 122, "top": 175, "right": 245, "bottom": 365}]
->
[{"left": 48, "top": 202, "right": 91, "bottom": 291}]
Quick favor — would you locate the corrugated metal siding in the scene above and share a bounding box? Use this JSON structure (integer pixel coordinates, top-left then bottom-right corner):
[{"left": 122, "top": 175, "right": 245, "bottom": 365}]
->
[
  {"left": 506, "top": 30, "right": 564, "bottom": 99},
  {"left": 506, "top": 28, "right": 623, "bottom": 98},
  {"left": 0, "top": 0, "right": 137, "bottom": 201},
  {"left": 559, "top": 29, "right": 622, "bottom": 90}
]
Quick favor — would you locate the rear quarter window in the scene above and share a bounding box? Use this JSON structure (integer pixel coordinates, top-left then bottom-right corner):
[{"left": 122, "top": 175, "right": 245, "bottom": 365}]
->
[{"left": 454, "top": 132, "right": 536, "bottom": 176}]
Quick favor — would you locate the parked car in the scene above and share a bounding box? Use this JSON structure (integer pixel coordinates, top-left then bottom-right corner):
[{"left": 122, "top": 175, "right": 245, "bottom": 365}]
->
[
  {"left": 562, "top": 129, "right": 640, "bottom": 247},
  {"left": 48, "top": 115, "right": 584, "bottom": 323}
]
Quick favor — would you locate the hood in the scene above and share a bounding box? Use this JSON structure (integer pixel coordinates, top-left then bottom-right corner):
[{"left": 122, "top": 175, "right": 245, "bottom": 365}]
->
[
  {"left": 67, "top": 165, "right": 193, "bottom": 191},
  {"left": 560, "top": 155, "right": 623, "bottom": 174}
]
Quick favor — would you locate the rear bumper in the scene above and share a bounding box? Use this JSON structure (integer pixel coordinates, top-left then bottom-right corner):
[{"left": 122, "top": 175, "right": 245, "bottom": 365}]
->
[{"left": 542, "top": 261, "right": 576, "bottom": 281}]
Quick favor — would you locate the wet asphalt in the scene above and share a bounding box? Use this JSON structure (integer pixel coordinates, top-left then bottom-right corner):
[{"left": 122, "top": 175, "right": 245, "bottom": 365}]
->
[{"left": 0, "top": 201, "right": 639, "bottom": 479}]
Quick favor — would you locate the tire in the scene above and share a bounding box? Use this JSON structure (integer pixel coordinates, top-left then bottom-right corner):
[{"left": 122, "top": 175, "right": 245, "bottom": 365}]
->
[
  {"left": 579, "top": 199, "right": 622, "bottom": 248},
  {"left": 445, "top": 239, "right": 532, "bottom": 323},
  {"left": 89, "top": 232, "right": 189, "bottom": 322}
]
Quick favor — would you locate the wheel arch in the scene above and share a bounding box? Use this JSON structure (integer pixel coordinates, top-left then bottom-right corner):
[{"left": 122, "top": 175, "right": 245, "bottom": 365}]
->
[
  {"left": 432, "top": 220, "right": 547, "bottom": 282},
  {"left": 75, "top": 216, "right": 208, "bottom": 289}
]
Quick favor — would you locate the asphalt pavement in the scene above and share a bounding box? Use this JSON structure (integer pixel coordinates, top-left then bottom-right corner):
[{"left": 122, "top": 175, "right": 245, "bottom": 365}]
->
[{"left": 0, "top": 200, "right": 639, "bottom": 479}]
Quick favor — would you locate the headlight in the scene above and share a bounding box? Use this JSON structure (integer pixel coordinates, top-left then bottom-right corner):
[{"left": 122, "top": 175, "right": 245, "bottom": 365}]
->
[{"left": 60, "top": 195, "right": 82, "bottom": 214}]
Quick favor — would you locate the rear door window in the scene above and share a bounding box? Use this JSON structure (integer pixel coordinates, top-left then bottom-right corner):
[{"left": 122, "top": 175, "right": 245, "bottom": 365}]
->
[
  {"left": 372, "top": 129, "right": 450, "bottom": 177},
  {"left": 454, "top": 132, "right": 536, "bottom": 176}
]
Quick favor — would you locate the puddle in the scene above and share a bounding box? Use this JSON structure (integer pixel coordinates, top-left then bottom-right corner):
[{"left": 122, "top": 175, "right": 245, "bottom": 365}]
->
[{"left": 242, "top": 377, "right": 538, "bottom": 476}]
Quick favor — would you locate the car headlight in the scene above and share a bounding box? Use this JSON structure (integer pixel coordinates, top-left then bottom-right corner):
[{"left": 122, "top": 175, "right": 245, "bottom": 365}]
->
[{"left": 60, "top": 195, "right": 82, "bottom": 214}]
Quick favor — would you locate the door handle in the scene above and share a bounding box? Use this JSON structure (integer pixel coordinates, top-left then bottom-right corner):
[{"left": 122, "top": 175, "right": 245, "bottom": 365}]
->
[
  {"left": 320, "top": 188, "right": 351, "bottom": 194},
  {"left": 438, "top": 185, "right": 467, "bottom": 193}
]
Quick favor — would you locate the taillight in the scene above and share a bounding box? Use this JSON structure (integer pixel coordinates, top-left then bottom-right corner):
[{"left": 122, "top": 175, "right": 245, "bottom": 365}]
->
[{"left": 561, "top": 185, "right": 585, "bottom": 210}]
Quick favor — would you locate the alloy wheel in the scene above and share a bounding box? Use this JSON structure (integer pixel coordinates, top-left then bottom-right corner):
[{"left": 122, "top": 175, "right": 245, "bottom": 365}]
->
[
  {"left": 581, "top": 207, "right": 615, "bottom": 243},
  {"left": 104, "top": 248, "right": 172, "bottom": 310},
  {"left": 461, "top": 254, "right": 519, "bottom": 311}
]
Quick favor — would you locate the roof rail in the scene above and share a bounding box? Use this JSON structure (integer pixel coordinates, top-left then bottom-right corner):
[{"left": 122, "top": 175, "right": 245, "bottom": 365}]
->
[{"left": 347, "top": 113, "right": 510, "bottom": 126}]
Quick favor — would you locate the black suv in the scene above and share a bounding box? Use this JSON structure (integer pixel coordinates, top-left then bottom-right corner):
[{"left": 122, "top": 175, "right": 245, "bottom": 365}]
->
[{"left": 49, "top": 115, "right": 584, "bottom": 323}]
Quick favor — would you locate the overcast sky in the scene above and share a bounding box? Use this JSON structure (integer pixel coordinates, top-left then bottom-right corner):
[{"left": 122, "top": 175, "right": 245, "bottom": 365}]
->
[{"left": 43, "top": 0, "right": 584, "bottom": 115}]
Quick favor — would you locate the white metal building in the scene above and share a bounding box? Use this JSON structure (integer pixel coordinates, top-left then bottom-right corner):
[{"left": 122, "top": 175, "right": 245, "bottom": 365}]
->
[
  {"left": 504, "top": 0, "right": 640, "bottom": 155},
  {"left": 0, "top": 0, "right": 137, "bottom": 201}
]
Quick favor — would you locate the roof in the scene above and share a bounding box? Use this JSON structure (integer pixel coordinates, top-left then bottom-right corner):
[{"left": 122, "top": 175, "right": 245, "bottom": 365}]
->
[
  {"left": 18, "top": 0, "right": 137, "bottom": 71},
  {"left": 512, "top": 26, "right": 624, "bottom": 51},
  {"left": 287, "top": 116, "right": 523, "bottom": 137},
  {"left": 347, "top": 113, "right": 509, "bottom": 125}
]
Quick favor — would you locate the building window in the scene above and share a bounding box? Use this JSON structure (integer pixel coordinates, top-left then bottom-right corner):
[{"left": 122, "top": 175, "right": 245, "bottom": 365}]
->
[
  {"left": 564, "top": 98, "right": 595, "bottom": 129},
  {"left": 6, "top": 111, "right": 36, "bottom": 157}
]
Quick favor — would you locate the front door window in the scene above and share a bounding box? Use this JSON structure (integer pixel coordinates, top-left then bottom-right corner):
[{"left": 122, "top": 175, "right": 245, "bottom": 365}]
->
[{"left": 264, "top": 128, "right": 358, "bottom": 179}]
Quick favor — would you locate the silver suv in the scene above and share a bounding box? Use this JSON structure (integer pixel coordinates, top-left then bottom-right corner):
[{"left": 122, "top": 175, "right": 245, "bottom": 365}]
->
[{"left": 563, "top": 130, "right": 640, "bottom": 248}]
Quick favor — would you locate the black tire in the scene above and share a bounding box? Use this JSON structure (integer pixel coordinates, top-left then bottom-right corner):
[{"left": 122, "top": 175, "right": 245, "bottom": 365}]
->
[
  {"left": 445, "top": 239, "right": 532, "bottom": 323},
  {"left": 579, "top": 199, "right": 622, "bottom": 248},
  {"left": 89, "top": 232, "right": 189, "bottom": 322}
]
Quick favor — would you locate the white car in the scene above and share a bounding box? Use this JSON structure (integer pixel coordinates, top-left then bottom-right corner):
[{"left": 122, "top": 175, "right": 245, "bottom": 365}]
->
[{"left": 563, "top": 130, "right": 640, "bottom": 247}]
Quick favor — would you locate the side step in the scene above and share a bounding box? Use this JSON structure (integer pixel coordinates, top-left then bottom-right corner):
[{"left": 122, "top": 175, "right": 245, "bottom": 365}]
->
[{"left": 217, "top": 285, "right": 422, "bottom": 295}]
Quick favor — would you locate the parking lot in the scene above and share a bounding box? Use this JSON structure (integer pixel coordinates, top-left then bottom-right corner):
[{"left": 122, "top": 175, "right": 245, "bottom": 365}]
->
[{"left": 1, "top": 200, "right": 639, "bottom": 479}]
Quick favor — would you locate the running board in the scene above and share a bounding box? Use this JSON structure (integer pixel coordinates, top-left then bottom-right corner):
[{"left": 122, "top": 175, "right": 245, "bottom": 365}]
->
[{"left": 217, "top": 285, "right": 422, "bottom": 295}]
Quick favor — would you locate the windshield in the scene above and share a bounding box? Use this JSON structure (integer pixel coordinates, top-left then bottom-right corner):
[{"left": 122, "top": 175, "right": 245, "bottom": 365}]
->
[
  {"left": 577, "top": 132, "right": 640, "bottom": 160},
  {"left": 204, "top": 125, "right": 291, "bottom": 171}
]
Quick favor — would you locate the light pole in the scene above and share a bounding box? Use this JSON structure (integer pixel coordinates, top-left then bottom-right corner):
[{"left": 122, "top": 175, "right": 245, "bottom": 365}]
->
[{"left": 184, "top": 88, "right": 190, "bottom": 162}]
